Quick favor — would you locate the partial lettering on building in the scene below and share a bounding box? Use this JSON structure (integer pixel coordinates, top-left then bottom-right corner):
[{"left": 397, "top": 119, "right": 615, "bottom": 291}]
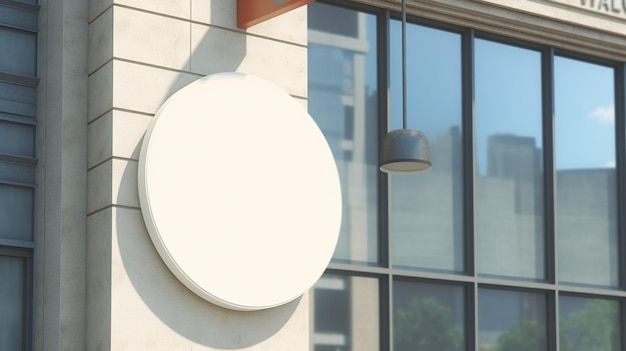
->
[{"left": 548, "top": 0, "right": 626, "bottom": 19}]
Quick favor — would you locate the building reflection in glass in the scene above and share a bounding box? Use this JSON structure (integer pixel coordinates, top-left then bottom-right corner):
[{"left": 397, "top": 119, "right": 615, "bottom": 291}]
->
[
  {"left": 389, "top": 21, "right": 464, "bottom": 274},
  {"left": 474, "top": 39, "right": 545, "bottom": 281},
  {"left": 308, "top": 2, "right": 379, "bottom": 265},
  {"left": 312, "top": 274, "right": 379, "bottom": 351},
  {"left": 555, "top": 56, "right": 618, "bottom": 288}
]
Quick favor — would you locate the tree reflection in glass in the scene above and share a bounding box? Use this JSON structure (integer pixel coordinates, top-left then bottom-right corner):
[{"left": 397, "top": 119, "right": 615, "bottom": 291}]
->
[
  {"left": 478, "top": 288, "right": 547, "bottom": 351},
  {"left": 559, "top": 296, "right": 620, "bottom": 351},
  {"left": 489, "top": 319, "right": 545, "bottom": 351},
  {"left": 395, "top": 298, "right": 463, "bottom": 351},
  {"left": 394, "top": 281, "right": 464, "bottom": 351}
]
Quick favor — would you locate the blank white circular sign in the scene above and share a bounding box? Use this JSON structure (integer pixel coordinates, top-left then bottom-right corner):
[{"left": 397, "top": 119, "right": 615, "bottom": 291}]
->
[{"left": 138, "top": 72, "right": 342, "bottom": 311}]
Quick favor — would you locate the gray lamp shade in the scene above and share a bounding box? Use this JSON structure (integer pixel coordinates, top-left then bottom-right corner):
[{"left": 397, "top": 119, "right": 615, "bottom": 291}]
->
[{"left": 379, "top": 129, "right": 432, "bottom": 173}]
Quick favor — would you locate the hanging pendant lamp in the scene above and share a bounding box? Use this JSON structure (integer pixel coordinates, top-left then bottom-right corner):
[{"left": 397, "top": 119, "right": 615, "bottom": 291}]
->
[{"left": 379, "top": 0, "right": 432, "bottom": 174}]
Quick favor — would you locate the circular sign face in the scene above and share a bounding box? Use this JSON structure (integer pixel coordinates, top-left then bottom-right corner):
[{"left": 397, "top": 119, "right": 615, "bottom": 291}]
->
[{"left": 138, "top": 72, "right": 341, "bottom": 311}]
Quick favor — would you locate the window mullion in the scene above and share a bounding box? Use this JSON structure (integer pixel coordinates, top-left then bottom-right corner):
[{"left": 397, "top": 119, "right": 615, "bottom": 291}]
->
[
  {"left": 616, "top": 63, "right": 626, "bottom": 290},
  {"left": 377, "top": 8, "right": 392, "bottom": 351},
  {"left": 462, "top": 29, "right": 475, "bottom": 279},
  {"left": 542, "top": 46, "right": 559, "bottom": 351},
  {"left": 616, "top": 62, "right": 626, "bottom": 351},
  {"left": 377, "top": 7, "right": 391, "bottom": 272},
  {"left": 542, "top": 47, "right": 556, "bottom": 286},
  {"left": 463, "top": 27, "right": 477, "bottom": 351}
]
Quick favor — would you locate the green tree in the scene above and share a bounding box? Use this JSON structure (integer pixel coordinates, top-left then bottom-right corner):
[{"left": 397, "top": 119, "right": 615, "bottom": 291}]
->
[{"left": 394, "top": 297, "right": 463, "bottom": 351}]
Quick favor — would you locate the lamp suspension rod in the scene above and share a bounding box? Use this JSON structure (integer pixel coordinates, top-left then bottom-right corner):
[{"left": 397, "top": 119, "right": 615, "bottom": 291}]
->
[{"left": 401, "top": 0, "right": 407, "bottom": 130}]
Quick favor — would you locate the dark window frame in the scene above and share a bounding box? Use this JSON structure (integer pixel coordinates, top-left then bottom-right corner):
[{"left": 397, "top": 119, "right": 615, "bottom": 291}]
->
[{"left": 0, "top": 246, "right": 33, "bottom": 351}]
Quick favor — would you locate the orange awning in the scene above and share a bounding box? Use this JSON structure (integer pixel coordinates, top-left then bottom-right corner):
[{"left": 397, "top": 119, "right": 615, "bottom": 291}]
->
[{"left": 238, "top": 0, "right": 315, "bottom": 28}]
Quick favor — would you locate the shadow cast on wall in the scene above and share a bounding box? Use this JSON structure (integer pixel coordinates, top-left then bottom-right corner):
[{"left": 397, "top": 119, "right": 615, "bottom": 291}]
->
[
  {"left": 115, "top": 0, "right": 301, "bottom": 348},
  {"left": 115, "top": 203, "right": 301, "bottom": 349}
]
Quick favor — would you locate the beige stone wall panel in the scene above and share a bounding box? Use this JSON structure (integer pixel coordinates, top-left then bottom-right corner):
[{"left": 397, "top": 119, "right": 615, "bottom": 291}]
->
[
  {"left": 107, "top": 207, "right": 310, "bottom": 350},
  {"left": 87, "top": 110, "right": 113, "bottom": 168},
  {"left": 116, "top": 0, "right": 190, "bottom": 20},
  {"left": 112, "top": 60, "right": 200, "bottom": 115},
  {"left": 88, "top": 7, "right": 113, "bottom": 74},
  {"left": 114, "top": 7, "right": 192, "bottom": 71},
  {"left": 86, "top": 208, "right": 113, "bottom": 351},
  {"left": 88, "top": 60, "right": 113, "bottom": 122},
  {"left": 87, "top": 158, "right": 139, "bottom": 214},
  {"left": 87, "top": 110, "right": 152, "bottom": 169},
  {"left": 110, "top": 111, "right": 152, "bottom": 162},
  {"left": 190, "top": 23, "right": 307, "bottom": 97},
  {"left": 89, "top": 0, "right": 113, "bottom": 23}
]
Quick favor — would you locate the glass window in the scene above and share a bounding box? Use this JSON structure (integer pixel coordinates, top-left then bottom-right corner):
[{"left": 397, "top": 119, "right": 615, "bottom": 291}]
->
[
  {"left": 0, "top": 27, "right": 37, "bottom": 77},
  {"left": 554, "top": 57, "right": 618, "bottom": 288},
  {"left": 309, "top": 2, "right": 626, "bottom": 351},
  {"left": 0, "top": 82, "right": 38, "bottom": 119},
  {"left": 312, "top": 274, "right": 379, "bottom": 351},
  {"left": 0, "top": 5, "right": 36, "bottom": 351},
  {"left": 308, "top": 3, "right": 379, "bottom": 265},
  {"left": 389, "top": 21, "right": 464, "bottom": 274},
  {"left": 0, "top": 120, "right": 35, "bottom": 157},
  {"left": 308, "top": 3, "right": 358, "bottom": 37},
  {"left": 475, "top": 39, "right": 544, "bottom": 281},
  {"left": 559, "top": 295, "right": 620, "bottom": 351},
  {"left": 393, "top": 281, "right": 465, "bottom": 351},
  {"left": 478, "top": 288, "right": 547, "bottom": 351},
  {"left": 0, "top": 184, "right": 34, "bottom": 242},
  {"left": 0, "top": 254, "right": 26, "bottom": 351}
]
